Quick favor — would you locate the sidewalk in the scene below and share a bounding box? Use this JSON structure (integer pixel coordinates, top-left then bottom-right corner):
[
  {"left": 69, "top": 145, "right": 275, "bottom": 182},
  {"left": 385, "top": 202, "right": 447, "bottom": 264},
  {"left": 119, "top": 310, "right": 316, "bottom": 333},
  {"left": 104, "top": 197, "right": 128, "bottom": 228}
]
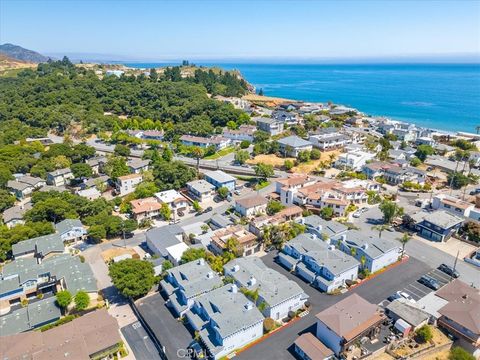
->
[{"left": 414, "top": 235, "right": 477, "bottom": 259}]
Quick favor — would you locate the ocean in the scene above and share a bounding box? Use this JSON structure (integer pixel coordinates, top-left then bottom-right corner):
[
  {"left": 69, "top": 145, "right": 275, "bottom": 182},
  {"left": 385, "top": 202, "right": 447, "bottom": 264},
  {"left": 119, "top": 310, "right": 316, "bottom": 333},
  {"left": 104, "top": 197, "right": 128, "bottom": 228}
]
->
[{"left": 124, "top": 63, "right": 480, "bottom": 133}]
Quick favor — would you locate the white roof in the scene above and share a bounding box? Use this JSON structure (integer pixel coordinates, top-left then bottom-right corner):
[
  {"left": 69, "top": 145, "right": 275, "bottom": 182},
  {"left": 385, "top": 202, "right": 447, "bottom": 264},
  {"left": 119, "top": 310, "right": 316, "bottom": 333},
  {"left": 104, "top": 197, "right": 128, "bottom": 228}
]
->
[
  {"left": 77, "top": 188, "right": 101, "bottom": 198},
  {"left": 155, "top": 189, "right": 184, "bottom": 204},
  {"left": 166, "top": 242, "right": 189, "bottom": 263}
]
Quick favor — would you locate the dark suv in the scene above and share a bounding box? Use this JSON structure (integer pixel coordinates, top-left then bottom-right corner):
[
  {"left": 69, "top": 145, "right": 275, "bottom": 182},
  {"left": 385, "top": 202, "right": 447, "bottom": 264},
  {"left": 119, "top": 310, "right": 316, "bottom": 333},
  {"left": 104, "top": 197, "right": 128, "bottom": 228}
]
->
[
  {"left": 438, "top": 264, "right": 460, "bottom": 278},
  {"left": 418, "top": 275, "right": 440, "bottom": 290}
]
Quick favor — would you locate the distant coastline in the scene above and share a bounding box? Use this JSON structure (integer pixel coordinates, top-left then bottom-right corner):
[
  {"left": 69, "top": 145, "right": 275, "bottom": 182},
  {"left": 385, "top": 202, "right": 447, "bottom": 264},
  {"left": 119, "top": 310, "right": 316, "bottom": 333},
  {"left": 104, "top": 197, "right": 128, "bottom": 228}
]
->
[{"left": 124, "top": 62, "right": 480, "bottom": 134}]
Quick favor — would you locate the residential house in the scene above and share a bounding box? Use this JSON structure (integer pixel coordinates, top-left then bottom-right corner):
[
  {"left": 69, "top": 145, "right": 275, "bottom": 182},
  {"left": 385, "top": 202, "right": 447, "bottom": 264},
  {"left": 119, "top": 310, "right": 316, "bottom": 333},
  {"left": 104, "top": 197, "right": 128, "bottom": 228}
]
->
[
  {"left": 298, "top": 215, "right": 348, "bottom": 240},
  {"left": 185, "top": 284, "right": 264, "bottom": 359},
  {"left": 1, "top": 309, "right": 121, "bottom": 358},
  {"left": 1, "top": 254, "right": 97, "bottom": 312},
  {"left": 55, "top": 219, "right": 87, "bottom": 243},
  {"left": 7, "top": 180, "right": 34, "bottom": 199},
  {"left": 315, "top": 294, "right": 385, "bottom": 356},
  {"left": 115, "top": 173, "right": 143, "bottom": 196},
  {"left": 432, "top": 194, "right": 474, "bottom": 218},
  {"left": 130, "top": 197, "right": 161, "bottom": 221},
  {"left": 435, "top": 280, "right": 480, "bottom": 347},
  {"left": 127, "top": 158, "right": 150, "bottom": 174},
  {"left": 0, "top": 297, "right": 61, "bottom": 336},
  {"left": 222, "top": 125, "right": 256, "bottom": 142},
  {"left": 146, "top": 225, "right": 189, "bottom": 265},
  {"left": 142, "top": 129, "right": 165, "bottom": 140},
  {"left": 86, "top": 156, "right": 107, "bottom": 174},
  {"left": 46, "top": 168, "right": 73, "bottom": 187},
  {"left": 309, "top": 128, "right": 350, "bottom": 151},
  {"left": 210, "top": 225, "right": 262, "bottom": 257},
  {"left": 362, "top": 161, "right": 391, "bottom": 179},
  {"left": 1, "top": 203, "right": 32, "bottom": 228},
  {"left": 333, "top": 230, "right": 402, "bottom": 273},
  {"left": 275, "top": 174, "right": 317, "bottom": 206},
  {"left": 187, "top": 179, "right": 216, "bottom": 202},
  {"left": 272, "top": 110, "right": 298, "bottom": 126},
  {"left": 385, "top": 299, "right": 430, "bottom": 331},
  {"left": 279, "top": 234, "right": 359, "bottom": 292},
  {"left": 256, "top": 118, "right": 284, "bottom": 136},
  {"left": 278, "top": 136, "right": 313, "bottom": 157},
  {"left": 334, "top": 150, "right": 375, "bottom": 170},
  {"left": 416, "top": 137, "right": 436, "bottom": 147},
  {"left": 204, "top": 170, "right": 236, "bottom": 191},
  {"left": 11, "top": 233, "right": 65, "bottom": 260},
  {"left": 16, "top": 175, "right": 46, "bottom": 189},
  {"left": 224, "top": 257, "right": 308, "bottom": 320},
  {"left": 161, "top": 258, "right": 223, "bottom": 316},
  {"left": 81, "top": 174, "right": 110, "bottom": 190},
  {"left": 412, "top": 210, "right": 463, "bottom": 242},
  {"left": 294, "top": 333, "right": 335, "bottom": 360},
  {"left": 77, "top": 187, "right": 101, "bottom": 200},
  {"left": 249, "top": 205, "right": 303, "bottom": 236},
  {"left": 383, "top": 166, "right": 426, "bottom": 185},
  {"left": 235, "top": 194, "right": 268, "bottom": 217},
  {"left": 155, "top": 189, "right": 190, "bottom": 213},
  {"left": 180, "top": 135, "right": 231, "bottom": 150}
]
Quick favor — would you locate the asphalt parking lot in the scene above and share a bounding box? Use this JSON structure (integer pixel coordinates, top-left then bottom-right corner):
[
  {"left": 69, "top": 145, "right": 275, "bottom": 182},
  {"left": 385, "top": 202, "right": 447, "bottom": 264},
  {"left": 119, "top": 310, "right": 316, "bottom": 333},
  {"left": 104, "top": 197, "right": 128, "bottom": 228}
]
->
[
  {"left": 237, "top": 251, "right": 432, "bottom": 360},
  {"left": 397, "top": 268, "right": 452, "bottom": 301},
  {"left": 135, "top": 293, "right": 193, "bottom": 360},
  {"left": 121, "top": 321, "right": 162, "bottom": 360}
]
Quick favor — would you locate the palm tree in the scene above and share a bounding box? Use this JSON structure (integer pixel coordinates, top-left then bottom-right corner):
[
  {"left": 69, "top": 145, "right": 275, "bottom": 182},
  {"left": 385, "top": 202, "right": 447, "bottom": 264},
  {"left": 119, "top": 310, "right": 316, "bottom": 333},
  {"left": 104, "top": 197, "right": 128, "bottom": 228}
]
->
[
  {"left": 373, "top": 224, "right": 389, "bottom": 238},
  {"left": 450, "top": 150, "right": 465, "bottom": 195},
  {"left": 463, "top": 159, "right": 476, "bottom": 200},
  {"left": 350, "top": 247, "right": 357, "bottom": 257},
  {"left": 398, "top": 233, "right": 411, "bottom": 259},
  {"left": 192, "top": 146, "right": 204, "bottom": 174}
]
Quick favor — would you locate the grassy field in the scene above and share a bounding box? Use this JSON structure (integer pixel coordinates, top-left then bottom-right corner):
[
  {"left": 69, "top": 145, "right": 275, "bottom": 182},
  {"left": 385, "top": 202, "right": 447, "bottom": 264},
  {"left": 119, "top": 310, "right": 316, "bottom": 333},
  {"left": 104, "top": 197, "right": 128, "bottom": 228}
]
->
[{"left": 204, "top": 146, "right": 235, "bottom": 160}]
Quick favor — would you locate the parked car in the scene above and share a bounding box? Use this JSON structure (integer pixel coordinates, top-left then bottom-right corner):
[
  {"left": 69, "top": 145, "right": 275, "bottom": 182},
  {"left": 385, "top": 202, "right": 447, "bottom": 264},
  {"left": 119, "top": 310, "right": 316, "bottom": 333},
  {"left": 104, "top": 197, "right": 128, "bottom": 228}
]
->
[
  {"left": 387, "top": 293, "right": 402, "bottom": 302},
  {"left": 213, "top": 196, "right": 223, "bottom": 203},
  {"left": 352, "top": 211, "right": 361, "bottom": 218},
  {"left": 418, "top": 275, "right": 441, "bottom": 290},
  {"left": 438, "top": 264, "right": 460, "bottom": 278},
  {"left": 203, "top": 206, "right": 213, "bottom": 213},
  {"left": 234, "top": 189, "right": 241, "bottom": 195},
  {"left": 396, "top": 291, "right": 416, "bottom": 303},
  {"left": 470, "top": 188, "right": 480, "bottom": 195},
  {"left": 187, "top": 341, "right": 205, "bottom": 359}
]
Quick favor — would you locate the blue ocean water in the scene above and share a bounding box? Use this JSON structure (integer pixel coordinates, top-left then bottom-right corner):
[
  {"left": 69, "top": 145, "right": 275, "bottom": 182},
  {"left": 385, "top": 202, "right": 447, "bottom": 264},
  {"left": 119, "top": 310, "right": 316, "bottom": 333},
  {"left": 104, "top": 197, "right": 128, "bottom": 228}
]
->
[{"left": 125, "top": 63, "right": 480, "bottom": 133}]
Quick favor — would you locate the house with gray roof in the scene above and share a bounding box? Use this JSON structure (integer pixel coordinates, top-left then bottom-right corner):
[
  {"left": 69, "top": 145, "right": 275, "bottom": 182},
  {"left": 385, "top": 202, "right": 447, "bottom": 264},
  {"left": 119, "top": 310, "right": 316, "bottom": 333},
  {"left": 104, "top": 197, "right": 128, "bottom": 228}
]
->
[
  {"left": 146, "top": 224, "right": 189, "bottom": 265},
  {"left": 86, "top": 156, "right": 108, "bottom": 174},
  {"left": 278, "top": 136, "right": 313, "bottom": 157},
  {"left": 161, "top": 258, "right": 223, "bottom": 316},
  {"left": 298, "top": 215, "right": 348, "bottom": 240},
  {"left": 414, "top": 210, "right": 464, "bottom": 242},
  {"left": 185, "top": 284, "right": 265, "bottom": 359},
  {"left": 46, "top": 168, "right": 73, "bottom": 187},
  {"left": 0, "top": 254, "right": 97, "bottom": 310},
  {"left": 333, "top": 230, "right": 402, "bottom": 273},
  {"left": 0, "top": 297, "right": 61, "bottom": 336},
  {"left": 203, "top": 170, "right": 236, "bottom": 191},
  {"left": 81, "top": 174, "right": 110, "bottom": 189},
  {"left": 7, "top": 180, "right": 34, "bottom": 199},
  {"left": 224, "top": 257, "right": 308, "bottom": 320},
  {"left": 386, "top": 298, "right": 430, "bottom": 330},
  {"left": 12, "top": 233, "right": 64, "bottom": 259},
  {"left": 186, "top": 179, "right": 216, "bottom": 202},
  {"left": 2, "top": 203, "right": 32, "bottom": 228},
  {"left": 55, "top": 219, "right": 87, "bottom": 243},
  {"left": 256, "top": 117, "right": 284, "bottom": 136},
  {"left": 127, "top": 158, "right": 150, "bottom": 174},
  {"left": 279, "top": 234, "right": 359, "bottom": 292}
]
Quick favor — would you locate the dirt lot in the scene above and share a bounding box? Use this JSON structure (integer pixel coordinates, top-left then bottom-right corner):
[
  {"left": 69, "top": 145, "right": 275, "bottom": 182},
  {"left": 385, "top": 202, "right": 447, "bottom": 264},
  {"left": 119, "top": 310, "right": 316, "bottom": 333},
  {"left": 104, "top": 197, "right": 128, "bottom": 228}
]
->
[
  {"left": 101, "top": 248, "right": 139, "bottom": 263},
  {"left": 391, "top": 327, "right": 451, "bottom": 358},
  {"left": 247, "top": 149, "right": 342, "bottom": 174}
]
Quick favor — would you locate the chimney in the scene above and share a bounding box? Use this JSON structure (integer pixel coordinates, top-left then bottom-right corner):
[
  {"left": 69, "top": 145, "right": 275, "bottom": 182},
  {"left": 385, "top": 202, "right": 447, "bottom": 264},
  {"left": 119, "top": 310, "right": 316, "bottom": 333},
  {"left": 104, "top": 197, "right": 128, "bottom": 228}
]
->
[
  {"left": 317, "top": 224, "right": 323, "bottom": 232},
  {"left": 244, "top": 301, "right": 253, "bottom": 310},
  {"left": 206, "top": 271, "right": 214, "bottom": 279},
  {"left": 232, "top": 264, "right": 240, "bottom": 272},
  {"left": 198, "top": 258, "right": 205, "bottom": 266},
  {"left": 230, "top": 284, "right": 238, "bottom": 293},
  {"left": 341, "top": 234, "right": 347, "bottom": 241},
  {"left": 248, "top": 276, "right": 256, "bottom": 286}
]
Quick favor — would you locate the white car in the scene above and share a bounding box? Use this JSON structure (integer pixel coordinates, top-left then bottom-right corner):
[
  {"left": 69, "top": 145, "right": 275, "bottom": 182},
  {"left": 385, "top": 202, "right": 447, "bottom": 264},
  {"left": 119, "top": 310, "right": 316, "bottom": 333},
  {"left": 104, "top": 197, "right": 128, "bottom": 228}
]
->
[
  {"left": 397, "top": 291, "right": 416, "bottom": 303},
  {"left": 352, "top": 211, "right": 361, "bottom": 218}
]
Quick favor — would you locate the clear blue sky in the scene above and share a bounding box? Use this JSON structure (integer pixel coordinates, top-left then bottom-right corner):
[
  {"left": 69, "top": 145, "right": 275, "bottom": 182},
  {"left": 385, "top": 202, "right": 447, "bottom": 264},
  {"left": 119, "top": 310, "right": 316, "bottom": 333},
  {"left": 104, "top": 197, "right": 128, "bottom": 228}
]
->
[{"left": 1, "top": 0, "right": 479, "bottom": 60}]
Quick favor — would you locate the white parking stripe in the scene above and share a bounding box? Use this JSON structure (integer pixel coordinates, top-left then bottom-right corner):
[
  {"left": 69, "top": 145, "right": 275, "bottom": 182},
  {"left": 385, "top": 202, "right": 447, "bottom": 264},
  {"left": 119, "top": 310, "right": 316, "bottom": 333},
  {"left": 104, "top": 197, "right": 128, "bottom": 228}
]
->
[
  {"left": 431, "top": 271, "right": 451, "bottom": 283},
  {"left": 409, "top": 283, "right": 431, "bottom": 296},
  {"left": 403, "top": 286, "right": 424, "bottom": 299}
]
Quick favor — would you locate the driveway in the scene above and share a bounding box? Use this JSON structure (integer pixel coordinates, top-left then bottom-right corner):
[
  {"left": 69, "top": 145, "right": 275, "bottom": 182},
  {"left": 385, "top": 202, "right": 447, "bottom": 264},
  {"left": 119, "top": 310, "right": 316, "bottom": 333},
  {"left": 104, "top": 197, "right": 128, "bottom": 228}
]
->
[
  {"left": 121, "top": 322, "right": 162, "bottom": 360},
  {"left": 135, "top": 293, "right": 193, "bottom": 360}
]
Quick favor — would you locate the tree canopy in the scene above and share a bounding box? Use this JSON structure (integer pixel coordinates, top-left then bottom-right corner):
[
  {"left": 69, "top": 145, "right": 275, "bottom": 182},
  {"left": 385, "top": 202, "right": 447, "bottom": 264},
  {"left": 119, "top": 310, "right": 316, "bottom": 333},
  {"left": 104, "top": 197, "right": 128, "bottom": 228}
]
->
[{"left": 109, "top": 259, "right": 155, "bottom": 298}]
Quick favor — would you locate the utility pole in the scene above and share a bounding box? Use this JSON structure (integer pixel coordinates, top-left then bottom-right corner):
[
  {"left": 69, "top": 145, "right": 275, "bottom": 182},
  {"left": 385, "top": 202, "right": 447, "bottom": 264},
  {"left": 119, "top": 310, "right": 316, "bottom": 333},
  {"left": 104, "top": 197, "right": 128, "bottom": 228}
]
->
[{"left": 451, "top": 250, "right": 459, "bottom": 282}]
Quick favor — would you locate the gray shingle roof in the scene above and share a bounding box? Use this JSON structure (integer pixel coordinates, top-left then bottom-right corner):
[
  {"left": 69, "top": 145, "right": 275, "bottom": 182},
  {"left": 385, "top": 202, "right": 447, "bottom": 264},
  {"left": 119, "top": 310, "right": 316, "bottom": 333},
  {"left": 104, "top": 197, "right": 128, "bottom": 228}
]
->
[
  {"left": 193, "top": 284, "right": 264, "bottom": 339},
  {"left": 54, "top": 219, "right": 84, "bottom": 235},
  {"left": 421, "top": 210, "right": 464, "bottom": 229},
  {"left": 278, "top": 135, "right": 312, "bottom": 148},
  {"left": 7, "top": 180, "right": 32, "bottom": 191},
  {"left": 11, "top": 233, "right": 64, "bottom": 258},
  {"left": 224, "top": 257, "right": 306, "bottom": 308},
  {"left": 386, "top": 299, "right": 430, "bottom": 327},
  {"left": 166, "top": 259, "right": 223, "bottom": 299},
  {"left": 146, "top": 225, "right": 183, "bottom": 257},
  {"left": 2, "top": 203, "right": 32, "bottom": 223},
  {"left": 300, "top": 215, "right": 348, "bottom": 238},
  {"left": 187, "top": 179, "right": 215, "bottom": 194},
  {"left": 336, "top": 230, "right": 400, "bottom": 259},
  {"left": 204, "top": 170, "right": 236, "bottom": 185},
  {"left": 48, "top": 168, "right": 72, "bottom": 177}
]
